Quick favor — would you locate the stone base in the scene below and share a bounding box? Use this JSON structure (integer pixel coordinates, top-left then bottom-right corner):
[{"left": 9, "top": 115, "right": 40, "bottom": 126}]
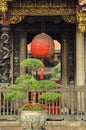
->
[
  {"left": 0, "top": 121, "right": 22, "bottom": 130},
  {"left": 45, "top": 121, "right": 86, "bottom": 130},
  {"left": 0, "top": 121, "right": 86, "bottom": 130}
]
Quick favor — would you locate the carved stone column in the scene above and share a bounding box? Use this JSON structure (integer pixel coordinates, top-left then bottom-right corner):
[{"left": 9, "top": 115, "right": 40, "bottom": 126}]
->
[
  {"left": 13, "top": 31, "right": 20, "bottom": 82},
  {"left": 0, "top": 0, "right": 12, "bottom": 86},
  {"left": 61, "top": 33, "right": 68, "bottom": 86},
  {"left": 76, "top": 27, "right": 85, "bottom": 112},
  {"left": 0, "top": 25, "right": 11, "bottom": 85},
  {"left": 76, "top": 28, "right": 84, "bottom": 85},
  {"left": 69, "top": 81, "right": 75, "bottom": 115},
  {"left": 20, "top": 32, "right": 27, "bottom": 75},
  {"left": 84, "top": 33, "right": 86, "bottom": 83},
  {"left": 12, "top": 31, "right": 26, "bottom": 82}
]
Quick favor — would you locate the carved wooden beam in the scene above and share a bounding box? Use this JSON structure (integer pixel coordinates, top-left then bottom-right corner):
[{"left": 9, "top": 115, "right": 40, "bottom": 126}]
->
[
  {"left": 0, "top": 0, "right": 76, "bottom": 24},
  {"left": 10, "top": 6, "right": 76, "bottom": 16},
  {"left": 0, "top": 5, "right": 76, "bottom": 24},
  {"left": 9, "top": 6, "right": 76, "bottom": 24}
]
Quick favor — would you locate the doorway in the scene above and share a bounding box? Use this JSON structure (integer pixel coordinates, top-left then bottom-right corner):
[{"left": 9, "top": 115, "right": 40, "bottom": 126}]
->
[{"left": 12, "top": 16, "right": 76, "bottom": 85}]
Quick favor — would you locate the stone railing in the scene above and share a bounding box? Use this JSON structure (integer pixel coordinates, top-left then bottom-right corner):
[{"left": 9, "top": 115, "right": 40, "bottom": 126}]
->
[{"left": 0, "top": 82, "right": 86, "bottom": 121}]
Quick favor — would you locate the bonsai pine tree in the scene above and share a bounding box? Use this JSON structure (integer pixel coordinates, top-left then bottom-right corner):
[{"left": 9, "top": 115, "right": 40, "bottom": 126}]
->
[{"left": 4, "top": 58, "right": 62, "bottom": 109}]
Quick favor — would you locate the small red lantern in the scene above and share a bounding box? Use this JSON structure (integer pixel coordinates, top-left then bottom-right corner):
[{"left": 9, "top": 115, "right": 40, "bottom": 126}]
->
[{"left": 31, "top": 33, "right": 54, "bottom": 58}]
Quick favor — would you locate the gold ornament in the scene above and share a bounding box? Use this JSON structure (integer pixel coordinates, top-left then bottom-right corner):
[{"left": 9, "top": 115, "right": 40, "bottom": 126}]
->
[{"left": 62, "top": 15, "right": 77, "bottom": 23}]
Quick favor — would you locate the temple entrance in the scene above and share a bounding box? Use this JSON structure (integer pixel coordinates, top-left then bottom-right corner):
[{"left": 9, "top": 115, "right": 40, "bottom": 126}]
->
[{"left": 11, "top": 16, "right": 76, "bottom": 85}]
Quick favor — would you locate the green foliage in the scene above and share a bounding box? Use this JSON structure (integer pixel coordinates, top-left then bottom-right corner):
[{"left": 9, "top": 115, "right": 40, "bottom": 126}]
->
[
  {"left": 4, "top": 90, "right": 27, "bottom": 101},
  {"left": 39, "top": 92, "right": 62, "bottom": 102},
  {"left": 4, "top": 74, "right": 39, "bottom": 101},
  {"left": 38, "top": 80, "right": 59, "bottom": 90},
  {"left": 15, "top": 74, "right": 38, "bottom": 89},
  {"left": 21, "top": 58, "right": 42, "bottom": 71},
  {"left": 4, "top": 58, "right": 62, "bottom": 107},
  {"left": 50, "top": 62, "right": 61, "bottom": 80}
]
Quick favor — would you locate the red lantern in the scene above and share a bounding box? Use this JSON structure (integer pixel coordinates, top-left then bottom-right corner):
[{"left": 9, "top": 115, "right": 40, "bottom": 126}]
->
[
  {"left": 31, "top": 33, "right": 54, "bottom": 80},
  {"left": 31, "top": 33, "right": 54, "bottom": 58}
]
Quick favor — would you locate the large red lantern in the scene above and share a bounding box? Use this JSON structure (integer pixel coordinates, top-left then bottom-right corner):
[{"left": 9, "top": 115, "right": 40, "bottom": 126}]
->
[
  {"left": 31, "top": 33, "right": 54, "bottom": 80},
  {"left": 31, "top": 33, "right": 54, "bottom": 58}
]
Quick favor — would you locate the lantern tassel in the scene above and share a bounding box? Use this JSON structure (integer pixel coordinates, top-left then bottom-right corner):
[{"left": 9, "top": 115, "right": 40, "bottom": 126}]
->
[{"left": 40, "top": 58, "right": 45, "bottom": 80}]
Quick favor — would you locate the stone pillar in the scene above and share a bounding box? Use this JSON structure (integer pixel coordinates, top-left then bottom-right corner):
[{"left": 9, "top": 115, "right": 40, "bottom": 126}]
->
[
  {"left": 76, "top": 27, "right": 85, "bottom": 112},
  {"left": 0, "top": 0, "right": 12, "bottom": 86},
  {"left": 0, "top": 26, "right": 11, "bottom": 84},
  {"left": 84, "top": 34, "right": 86, "bottom": 83},
  {"left": 10, "top": 32, "right": 13, "bottom": 83},
  {"left": 61, "top": 33, "right": 68, "bottom": 86},
  {"left": 61, "top": 33, "right": 68, "bottom": 113},
  {"left": 0, "top": 0, "right": 13, "bottom": 87},
  {"left": 76, "top": 28, "right": 84, "bottom": 85},
  {"left": 0, "top": 26, "right": 11, "bottom": 85},
  {"left": 70, "top": 81, "right": 75, "bottom": 115},
  {"left": 20, "top": 32, "right": 27, "bottom": 75}
]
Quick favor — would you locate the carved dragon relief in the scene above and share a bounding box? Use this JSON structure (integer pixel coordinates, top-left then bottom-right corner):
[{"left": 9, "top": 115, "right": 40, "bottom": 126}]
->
[{"left": 0, "top": 31, "right": 12, "bottom": 83}]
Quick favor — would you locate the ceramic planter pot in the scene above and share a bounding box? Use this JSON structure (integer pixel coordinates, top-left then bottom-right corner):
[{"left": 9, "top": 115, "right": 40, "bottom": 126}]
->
[{"left": 20, "top": 110, "right": 48, "bottom": 130}]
